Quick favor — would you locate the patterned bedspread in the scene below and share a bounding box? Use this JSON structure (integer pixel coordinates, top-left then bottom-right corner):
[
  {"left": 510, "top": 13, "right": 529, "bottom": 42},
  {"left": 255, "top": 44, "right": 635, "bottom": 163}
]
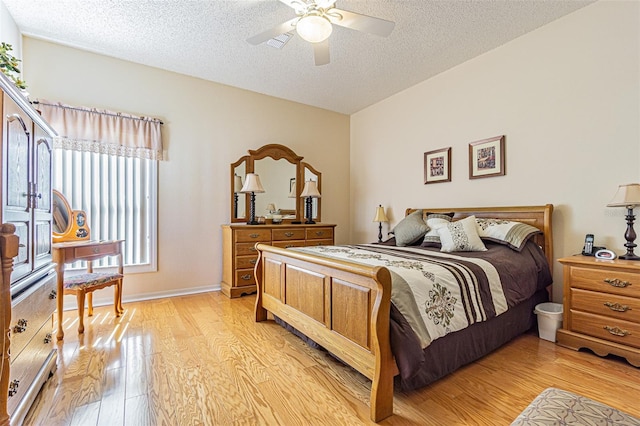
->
[{"left": 292, "top": 242, "right": 549, "bottom": 349}]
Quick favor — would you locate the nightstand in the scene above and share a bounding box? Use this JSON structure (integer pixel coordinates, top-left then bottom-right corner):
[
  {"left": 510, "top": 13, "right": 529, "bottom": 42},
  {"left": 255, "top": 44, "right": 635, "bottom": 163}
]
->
[{"left": 557, "top": 256, "right": 640, "bottom": 367}]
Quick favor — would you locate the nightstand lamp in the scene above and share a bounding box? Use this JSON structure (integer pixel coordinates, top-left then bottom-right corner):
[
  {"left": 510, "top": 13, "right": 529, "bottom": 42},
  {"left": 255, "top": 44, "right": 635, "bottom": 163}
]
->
[
  {"left": 240, "top": 173, "right": 265, "bottom": 225},
  {"left": 607, "top": 183, "right": 640, "bottom": 260},
  {"left": 300, "top": 180, "right": 321, "bottom": 224},
  {"left": 373, "top": 205, "right": 389, "bottom": 243}
]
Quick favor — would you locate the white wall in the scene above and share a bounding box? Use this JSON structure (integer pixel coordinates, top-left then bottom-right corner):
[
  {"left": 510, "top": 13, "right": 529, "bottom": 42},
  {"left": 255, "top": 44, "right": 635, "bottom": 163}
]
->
[
  {"left": 350, "top": 1, "right": 639, "bottom": 301},
  {"left": 20, "top": 38, "right": 350, "bottom": 305},
  {"left": 0, "top": 2, "right": 21, "bottom": 64}
]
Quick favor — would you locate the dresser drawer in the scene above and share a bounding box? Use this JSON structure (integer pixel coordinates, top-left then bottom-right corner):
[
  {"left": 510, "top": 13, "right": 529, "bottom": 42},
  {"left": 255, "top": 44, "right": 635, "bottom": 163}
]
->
[
  {"left": 11, "top": 273, "right": 56, "bottom": 359},
  {"left": 571, "top": 288, "right": 640, "bottom": 323},
  {"left": 236, "top": 242, "right": 260, "bottom": 256},
  {"left": 236, "top": 255, "right": 258, "bottom": 270},
  {"left": 8, "top": 321, "right": 56, "bottom": 415},
  {"left": 306, "top": 227, "right": 334, "bottom": 240},
  {"left": 306, "top": 239, "right": 333, "bottom": 247},
  {"left": 569, "top": 266, "right": 640, "bottom": 298},
  {"left": 235, "top": 269, "right": 256, "bottom": 287},
  {"left": 235, "top": 229, "right": 271, "bottom": 243},
  {"left": 271, "top": 240, "right": 306, "bottom": 249},
  {"left": 571, "top": 310, "right": 640, "bottom": 349},
  {"left": 272, "top": 228, "right": 305, "bottom": 241}
]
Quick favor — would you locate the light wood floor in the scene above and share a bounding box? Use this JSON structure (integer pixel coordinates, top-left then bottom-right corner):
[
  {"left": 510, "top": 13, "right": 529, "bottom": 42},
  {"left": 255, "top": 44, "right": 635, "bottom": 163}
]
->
[{"left": 24, "top": 291, "right": 640, "bottom": 425}]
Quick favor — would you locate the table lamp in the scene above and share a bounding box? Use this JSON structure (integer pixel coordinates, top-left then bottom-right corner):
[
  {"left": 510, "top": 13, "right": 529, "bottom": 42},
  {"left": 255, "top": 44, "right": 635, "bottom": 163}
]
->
[
  {"left": 240, "top": 173, "right": 265, "bottom": 225},
  {"left": 233, "top": 174, "right": 243, "bottom": 218},
  {"left": 607, "top": 183, "right": 640, "bottom": 260},
  {"left": 300, "top": 180, "right": 321, "bottom": 224},
  {"left": 373, "top": 205, "right": 389, "bottom": 243}
]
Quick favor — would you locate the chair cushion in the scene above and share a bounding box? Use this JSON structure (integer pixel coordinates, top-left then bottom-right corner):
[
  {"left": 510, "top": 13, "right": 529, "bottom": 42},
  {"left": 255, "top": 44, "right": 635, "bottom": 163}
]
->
[{"left": 64, "top": 272, "right": 123, "bottom": 291}]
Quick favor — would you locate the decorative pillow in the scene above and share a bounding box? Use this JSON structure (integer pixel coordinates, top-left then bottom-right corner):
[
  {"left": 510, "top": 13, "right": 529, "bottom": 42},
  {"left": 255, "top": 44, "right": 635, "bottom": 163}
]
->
[
  {"left": 436, "top": 215, "right": 487, "bottom": 252},
  {"left": 390, "top": 209, "right": 429, "bottom": 247},
  {"left": 422, "top": 213, "right": 455, "bottom": 247},
  {"left": 476, "top": 218, "right": 542, "bottom": 252}
]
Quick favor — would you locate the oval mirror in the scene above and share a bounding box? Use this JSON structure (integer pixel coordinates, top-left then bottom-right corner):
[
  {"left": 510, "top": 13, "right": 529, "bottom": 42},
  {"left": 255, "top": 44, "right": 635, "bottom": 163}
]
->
[{"left": 52, "top": 189, "right": 71, "bottom": 235}]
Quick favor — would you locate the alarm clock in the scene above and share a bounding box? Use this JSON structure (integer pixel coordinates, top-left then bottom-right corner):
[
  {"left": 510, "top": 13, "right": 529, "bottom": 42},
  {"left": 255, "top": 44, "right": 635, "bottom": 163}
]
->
[{"left": 595, "top": 249, "right": 617, "bottom": 260}]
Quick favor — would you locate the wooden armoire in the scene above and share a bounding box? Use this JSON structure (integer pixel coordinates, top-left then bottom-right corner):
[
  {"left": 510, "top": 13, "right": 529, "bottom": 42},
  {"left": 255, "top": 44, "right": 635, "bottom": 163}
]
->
[{"left": 0, "top": 72, "right": 58, "bottom": 425}]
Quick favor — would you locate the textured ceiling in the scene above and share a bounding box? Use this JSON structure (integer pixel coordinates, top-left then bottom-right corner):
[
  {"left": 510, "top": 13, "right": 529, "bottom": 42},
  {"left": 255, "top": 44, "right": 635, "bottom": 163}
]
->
[{"left": 2, "top": 0, "right": 594, "bottom": 115}]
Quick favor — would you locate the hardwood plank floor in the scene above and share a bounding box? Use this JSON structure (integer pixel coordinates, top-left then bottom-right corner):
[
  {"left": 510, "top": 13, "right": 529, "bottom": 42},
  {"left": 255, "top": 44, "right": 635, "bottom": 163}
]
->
[{"left": 24, "top": 292, "right": 640, "bottom": 425}]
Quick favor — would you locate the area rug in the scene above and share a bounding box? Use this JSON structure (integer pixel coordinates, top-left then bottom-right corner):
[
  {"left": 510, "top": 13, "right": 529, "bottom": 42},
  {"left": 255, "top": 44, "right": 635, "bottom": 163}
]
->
[{"left": 511, "top": 387, "right": 640, "bottom": 425}]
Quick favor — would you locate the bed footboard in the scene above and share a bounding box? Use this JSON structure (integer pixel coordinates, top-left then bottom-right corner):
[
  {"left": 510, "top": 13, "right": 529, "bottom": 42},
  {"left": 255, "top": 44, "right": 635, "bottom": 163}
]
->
[{"left": 254, "top": 243, "right": 395, "bottom": 422}]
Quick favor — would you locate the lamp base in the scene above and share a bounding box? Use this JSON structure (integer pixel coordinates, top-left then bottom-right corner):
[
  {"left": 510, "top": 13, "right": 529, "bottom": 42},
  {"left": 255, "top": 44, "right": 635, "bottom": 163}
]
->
[
  {"left": 247, "top": 221, "right": 260, "bottom": 225},
  {"left": 619, "top": 253, "right": 640, "bottom": 261},
  {"left": 304, "top": 220, "right": 316, "bottom": 224}
]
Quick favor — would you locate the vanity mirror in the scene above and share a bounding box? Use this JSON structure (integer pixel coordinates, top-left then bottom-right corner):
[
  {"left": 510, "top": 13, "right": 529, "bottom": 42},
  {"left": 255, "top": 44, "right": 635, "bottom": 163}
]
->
[
  {"left": 230, "top": 144, "right": 322, "bottom": 223},
  {"left": 52, "top": 190, "right": 91, "bottom": 242}
]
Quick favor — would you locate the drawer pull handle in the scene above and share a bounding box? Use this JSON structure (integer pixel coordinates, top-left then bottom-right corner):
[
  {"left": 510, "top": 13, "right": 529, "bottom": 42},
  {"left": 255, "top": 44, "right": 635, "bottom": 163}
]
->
[
  {"left": 284, "top": 232, "right": 294, "bottom": 237},
  {"left": 249, "top": 233, "right": 260, "bottom": 238},
  {"left": 93, "top": 247, "right": 100, "bottom": 254},
  {"left": 603, "top": 326, "right": 631, "bottom": 337},
  {"left": 604, "top": 278, "right": 632, "bottom": 288},
  {"left": 250, "top": 247, "right": 257, "bottom": 252},
  {"left": 249, "top": 259, "right": 257, "bottom": 265},
  {"left": 49, "top": 290, "right": 57, "bottom": 299},
  {"left": 315, "top": 231, "right": 324, "bottom": 236},
  {"left": 241, "top": 274, "right": 252, "bottom": 280},
  {"left": 8, "top": 380, "right": 19, "bottom": 397},
  {"left": 44, "top": 333, "right": 52, "bottom": 344},
  {"left": 285, "top": 244, "right": 294, "bottom": 248},
  {"left": 604, "top": 302, "right": 631, "bottom": 312},
  {"left": 13, "top": 319, "right": 28, "bottom": 334}
]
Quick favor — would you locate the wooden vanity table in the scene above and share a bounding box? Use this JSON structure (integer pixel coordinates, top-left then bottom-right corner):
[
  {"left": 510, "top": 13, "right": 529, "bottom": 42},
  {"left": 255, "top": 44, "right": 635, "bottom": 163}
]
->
[{"left": 52, "top": 239, "right": 124, "bottom": 340}]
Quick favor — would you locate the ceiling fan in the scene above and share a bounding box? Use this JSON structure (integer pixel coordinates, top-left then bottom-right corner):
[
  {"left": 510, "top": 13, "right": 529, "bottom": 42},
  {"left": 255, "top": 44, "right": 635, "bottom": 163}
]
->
[{"left": 247, "top": 0, "right": 395, "bottom": 66}]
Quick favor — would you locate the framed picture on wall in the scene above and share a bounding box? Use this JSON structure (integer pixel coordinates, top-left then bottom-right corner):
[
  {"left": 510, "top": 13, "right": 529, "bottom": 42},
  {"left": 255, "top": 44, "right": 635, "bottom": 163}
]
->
[
  {"left": 468, "top": 135, "right": 505, "bottom": 179},
  {"left": 424, "top": 147, "right": 451, "bottom": 184}
]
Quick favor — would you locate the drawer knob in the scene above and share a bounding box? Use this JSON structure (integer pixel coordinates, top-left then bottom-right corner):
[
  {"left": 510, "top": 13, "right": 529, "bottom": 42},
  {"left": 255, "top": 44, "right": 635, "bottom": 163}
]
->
[
  {"left": 241, "top": 274, "right": 252, "bottom": 280},
  {"left": 315, "top": 231, "right": 324, "bottom": 236},
  {"left": 604, "top": 302, "right": 631, "bottom": 313},
  {"left": 284, "top": 232, "right": 294, "bottom": 237},
  {"left": 93, "top": 247, "right": 100, "bottom": 254},
  {"left": 13, "top": 318, "right": 28, "bottom": 334},
  {"left": 44, "top": 333, "right": 53, "bottom": 344},
  {"left": 8, "top": 380, "right": 19, "bottom": 397},
  {"left": 49, "top": 290, "right": 57, "bottom": 299},
  {"left": 604, "top": 278, "right": 632, "bottom": 288},
  {"left": 603, "top": 325, "right": 631, "bottom": 337},
  {"left": 249, "top": 233, "right": 259, "bottom": 238}
]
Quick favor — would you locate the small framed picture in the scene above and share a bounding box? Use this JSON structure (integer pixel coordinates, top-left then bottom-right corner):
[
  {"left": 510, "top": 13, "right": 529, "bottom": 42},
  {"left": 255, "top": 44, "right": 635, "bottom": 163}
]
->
[
  {"left": 424, "top": 147, "right": 451, "bottom": 184},
  {"left": 469, "top": 135, "right": 505, "bottom": 179}
]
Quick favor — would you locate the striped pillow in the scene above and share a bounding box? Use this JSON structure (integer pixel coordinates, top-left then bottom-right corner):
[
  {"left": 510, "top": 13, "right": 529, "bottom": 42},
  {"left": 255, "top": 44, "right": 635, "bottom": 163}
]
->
[{"left": 475, "top": 218, "right": 541, "bottom": 252}]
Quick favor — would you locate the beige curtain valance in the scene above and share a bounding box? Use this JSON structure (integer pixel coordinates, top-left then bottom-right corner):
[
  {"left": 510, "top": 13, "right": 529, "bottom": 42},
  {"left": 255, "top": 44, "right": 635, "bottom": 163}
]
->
[{"left": 35, "top": 99, "right": 164, "bottom": 160}]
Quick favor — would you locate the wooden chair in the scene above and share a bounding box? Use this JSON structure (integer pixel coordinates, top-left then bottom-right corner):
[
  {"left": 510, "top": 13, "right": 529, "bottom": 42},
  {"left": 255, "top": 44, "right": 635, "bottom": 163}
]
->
[{"left": 62, "top": 261, "right": 123, "bottom": 334}]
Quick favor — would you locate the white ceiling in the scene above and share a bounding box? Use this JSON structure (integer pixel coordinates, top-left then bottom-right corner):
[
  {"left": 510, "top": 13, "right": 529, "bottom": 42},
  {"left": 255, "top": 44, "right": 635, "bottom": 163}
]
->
[{"left": 3, "top": 0, "right": 594, "bottom": 115}]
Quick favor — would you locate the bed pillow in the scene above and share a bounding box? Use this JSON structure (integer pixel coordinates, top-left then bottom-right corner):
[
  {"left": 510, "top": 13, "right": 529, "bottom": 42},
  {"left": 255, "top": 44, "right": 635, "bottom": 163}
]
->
[
  {"left": 390, "top": 209, "right": 429, "bottom": 247},
  {"left": 475, "top": 218, "right": 542, "bottom": 252},
  {"left": 436, "top": 215, "right": 487, "bottom": 252},
  {"left": 422, "top": 213, "right": 455, "bottom": 247}
]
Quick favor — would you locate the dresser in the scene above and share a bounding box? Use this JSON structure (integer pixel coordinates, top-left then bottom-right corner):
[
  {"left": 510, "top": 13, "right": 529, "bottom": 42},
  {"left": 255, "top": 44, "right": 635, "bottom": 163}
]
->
[
  {"left": 0, "top": 73, "right": 57, "bottom": 425},
  {"left": 221, "top": 223, "right": 336, "bottom": 298},
  {"left": 557, "top": 256, "right": 640, "bottom": 367}
]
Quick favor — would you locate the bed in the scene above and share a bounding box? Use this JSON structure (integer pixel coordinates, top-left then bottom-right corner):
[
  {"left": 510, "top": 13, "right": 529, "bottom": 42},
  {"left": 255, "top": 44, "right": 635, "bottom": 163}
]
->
[{"left": 254, "top": 205, "right": 553, "bottom": 422}]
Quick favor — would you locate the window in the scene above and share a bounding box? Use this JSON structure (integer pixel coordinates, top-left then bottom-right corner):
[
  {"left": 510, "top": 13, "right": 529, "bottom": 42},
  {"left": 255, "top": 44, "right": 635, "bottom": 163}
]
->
[{"left": 53, "top": 150, "right": 158, "bottom": 272}]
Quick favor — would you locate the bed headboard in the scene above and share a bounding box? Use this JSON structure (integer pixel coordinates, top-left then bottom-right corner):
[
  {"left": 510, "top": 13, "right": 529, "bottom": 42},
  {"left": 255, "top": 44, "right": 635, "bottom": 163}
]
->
[{"left": 405, "top": 205, "right": 554, "bottom": 271}]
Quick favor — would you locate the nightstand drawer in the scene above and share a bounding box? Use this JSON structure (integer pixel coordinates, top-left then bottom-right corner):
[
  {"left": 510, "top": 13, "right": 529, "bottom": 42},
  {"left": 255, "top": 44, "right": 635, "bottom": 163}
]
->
[
  {"left": 272, "top": 228, "right": 305, "bottom": 241},
  {"left": 235, "top": 229, "right": 271, "bottom": 243},
  {"left": 570, "top": 266, "right": 640, "bottom": 298},
  {"left": 571, "top": 310, "right": 640, "bottom": 349},
  {"left": 572, "top": 288, "right": 640, "bottom": 323}
]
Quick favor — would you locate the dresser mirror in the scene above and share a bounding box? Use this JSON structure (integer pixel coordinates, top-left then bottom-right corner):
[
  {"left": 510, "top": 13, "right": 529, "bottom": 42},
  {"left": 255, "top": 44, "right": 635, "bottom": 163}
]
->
[{"left": 230, "top": 144, "right": 321, "bottom": 223}]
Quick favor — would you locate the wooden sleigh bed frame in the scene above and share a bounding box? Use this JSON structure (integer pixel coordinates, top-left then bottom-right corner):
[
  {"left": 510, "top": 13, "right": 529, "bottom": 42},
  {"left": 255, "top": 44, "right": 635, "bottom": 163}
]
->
[{"left": 254, "top": 205, "right": 554, "bottom": 422}]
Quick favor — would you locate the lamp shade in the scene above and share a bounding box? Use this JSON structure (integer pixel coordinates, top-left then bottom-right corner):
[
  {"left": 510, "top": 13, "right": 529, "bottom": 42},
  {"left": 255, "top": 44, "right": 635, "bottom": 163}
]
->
[
  {"left": 373, "top": 205, "right": 389, "bottom": 223},
  {"left": 297, "top": 15, "right": 333, "bottom": 43},
  {"left": 266, "top": 203, "right": 276, "bottom": 213},
  {"left": 234, "top": 174, "right": 243, "bottom": 193},
  {"left": 607, "top": 183, "right": 640, "bottom": 207},
  {"left": 300, "top": 180, "right": 321, "bottom": 198},
  {"left": 240, "top": 173, "right": 265, "bottom": 193}
]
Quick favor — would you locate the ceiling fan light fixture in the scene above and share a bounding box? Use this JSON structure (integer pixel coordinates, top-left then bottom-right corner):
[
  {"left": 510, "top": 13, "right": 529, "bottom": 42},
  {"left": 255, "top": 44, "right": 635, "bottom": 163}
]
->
[{"left": 297, "top": 15, "right": 333, "bottom": 43}]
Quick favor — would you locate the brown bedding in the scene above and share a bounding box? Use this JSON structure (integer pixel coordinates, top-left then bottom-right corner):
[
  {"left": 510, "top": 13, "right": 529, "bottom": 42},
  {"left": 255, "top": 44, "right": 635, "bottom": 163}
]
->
[{"left": 278, "top": 239, "right": 552, "bottom": 391}]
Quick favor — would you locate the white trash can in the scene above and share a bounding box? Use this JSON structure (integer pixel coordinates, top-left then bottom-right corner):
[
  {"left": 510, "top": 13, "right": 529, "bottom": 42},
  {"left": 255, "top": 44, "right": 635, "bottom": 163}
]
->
[{"left": 534, "top": 302, "right": 563, "bottom": 342}]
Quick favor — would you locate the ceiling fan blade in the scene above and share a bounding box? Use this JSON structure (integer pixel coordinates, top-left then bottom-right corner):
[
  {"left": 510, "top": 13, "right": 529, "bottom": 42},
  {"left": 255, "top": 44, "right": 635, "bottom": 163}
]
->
[
  {"left": 278, "top": 0, "right": 307, "bottom": 14},
  {"left": 313, "top": 39, "right": 330, "bottom": 66},
  {"left": 330, "top": 8, "right": 395, "bottom": 37},
  {"left": 247, "top": 17, "right": 298, "bottom": 45}
]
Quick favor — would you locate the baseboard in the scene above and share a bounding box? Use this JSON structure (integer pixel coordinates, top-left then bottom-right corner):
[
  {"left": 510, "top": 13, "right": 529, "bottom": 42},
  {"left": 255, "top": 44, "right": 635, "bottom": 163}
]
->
[{"left": 61, "top": 284, "right": 222, "bottom": 311}]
